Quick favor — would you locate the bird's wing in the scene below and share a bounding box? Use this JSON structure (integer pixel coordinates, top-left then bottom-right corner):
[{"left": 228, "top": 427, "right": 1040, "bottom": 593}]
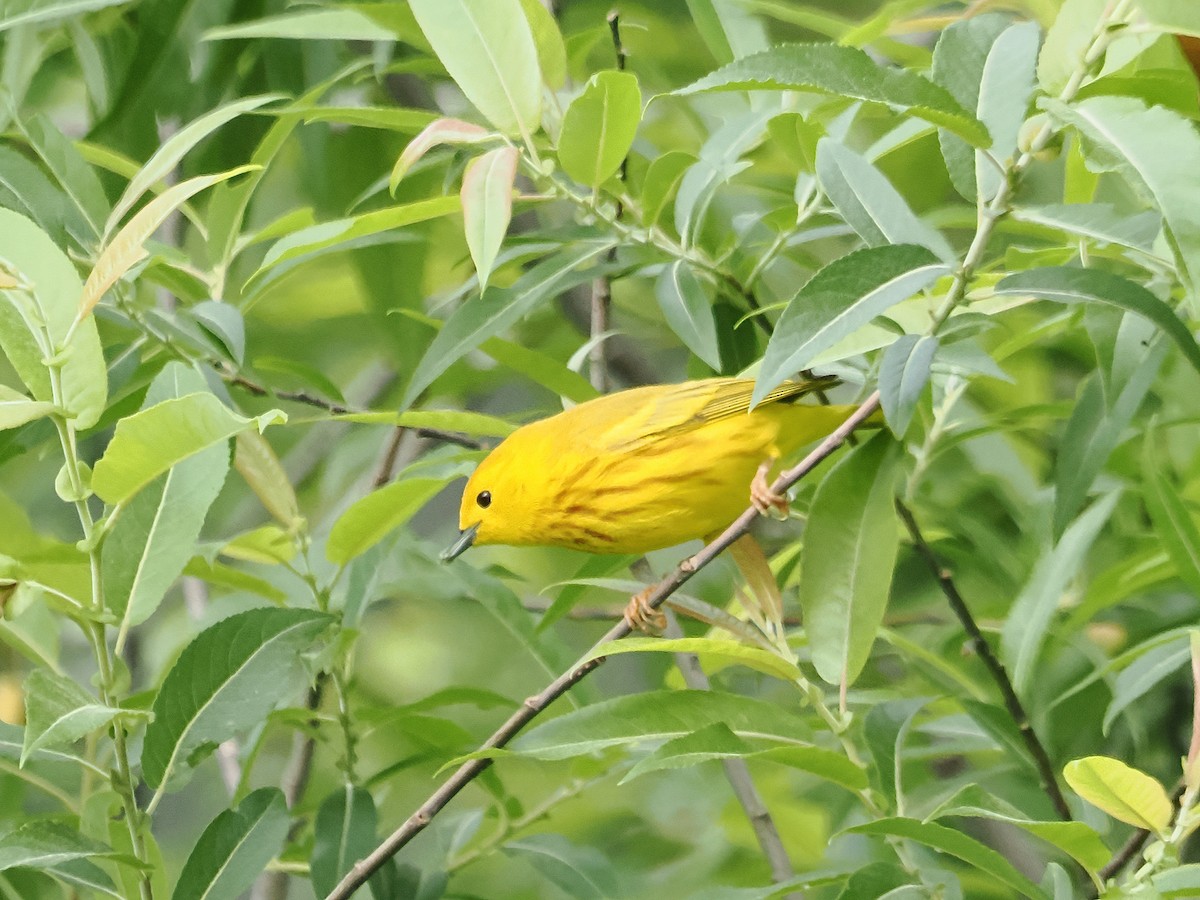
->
[{"left": 599, "top": 376, "right": 836, "bottom": 450}]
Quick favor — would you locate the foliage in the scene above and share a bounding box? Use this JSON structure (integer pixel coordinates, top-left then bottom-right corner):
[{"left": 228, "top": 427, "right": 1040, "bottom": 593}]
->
[{"left": 3, "top": 0, "right": 1200, "bottom": 898}]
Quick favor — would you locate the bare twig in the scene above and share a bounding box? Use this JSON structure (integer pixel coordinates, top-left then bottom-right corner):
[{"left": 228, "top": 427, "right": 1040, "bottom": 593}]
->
[
  {"left": 324, "top": 395, "right": 879, "bottom": 900},
  {"left": 252, "top": 680, "right": 326, "bottom": 900},
  {"left": 894, "top": 499, "right": 1072, "bottom": 822},
  {"left": 664, "top": 612, "right": 796, "bottom": 886},
  {"left": 586, "top": 11, "right": 628, "bottom": 393},
  {"left": 372, "top": 428, "right": 408, "bottom": 487}
]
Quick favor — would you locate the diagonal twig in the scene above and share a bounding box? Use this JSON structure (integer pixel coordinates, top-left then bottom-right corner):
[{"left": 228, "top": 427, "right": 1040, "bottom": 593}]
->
[
  {"left": 324, "top": 393, "right": 880, "bottom": 900},
  {"left": 894, "top": 497, "right": 1072, "bottom": 822}
]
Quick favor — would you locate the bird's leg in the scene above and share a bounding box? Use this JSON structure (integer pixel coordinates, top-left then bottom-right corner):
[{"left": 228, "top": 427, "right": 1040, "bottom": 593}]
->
[
  {"left": 623, "top": 586, "right": 667, "bottom": 634},
  {"left": 750, "top": 459, "right": 789, "bottom": 519}
]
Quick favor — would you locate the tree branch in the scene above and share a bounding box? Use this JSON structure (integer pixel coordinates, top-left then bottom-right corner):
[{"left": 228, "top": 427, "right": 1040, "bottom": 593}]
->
[
  {"left": 324, "top": 394, "right": 880, "bottom": 900},
  {"left": 226, "top": 373, "right": 483, "bottom": 449},
  {"left": 894, "top": 498, "right": 1072, "bottom": 822},
  {"left": 663, "top": 612, "right": 795, "bottom": 885}
]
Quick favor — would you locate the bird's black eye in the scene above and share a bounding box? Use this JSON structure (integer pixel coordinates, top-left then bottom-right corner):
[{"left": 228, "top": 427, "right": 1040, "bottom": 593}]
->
[{"left": 476, "top": 490, "right": 492, "bottom": 509}]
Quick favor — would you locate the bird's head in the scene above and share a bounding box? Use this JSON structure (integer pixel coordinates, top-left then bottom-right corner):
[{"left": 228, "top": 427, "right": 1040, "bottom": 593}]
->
[{"left": 442, "top": 434, "right": 544, "bottom": 560}]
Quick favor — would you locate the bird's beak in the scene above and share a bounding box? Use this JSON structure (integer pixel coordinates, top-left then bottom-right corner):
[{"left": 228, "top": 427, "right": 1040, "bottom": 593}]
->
[{"left": 441, "top": 521, "right": 480, "bottom": 562}]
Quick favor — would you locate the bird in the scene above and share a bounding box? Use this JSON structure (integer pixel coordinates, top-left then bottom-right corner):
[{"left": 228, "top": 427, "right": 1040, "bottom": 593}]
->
[{"left": 442, "top": 375, "right": 867, "bottom": 630}]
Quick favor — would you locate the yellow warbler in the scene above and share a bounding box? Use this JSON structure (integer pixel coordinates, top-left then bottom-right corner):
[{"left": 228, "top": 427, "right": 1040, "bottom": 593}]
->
[{"left": 443, "top": 376, "right": 862, "bottom": 560}]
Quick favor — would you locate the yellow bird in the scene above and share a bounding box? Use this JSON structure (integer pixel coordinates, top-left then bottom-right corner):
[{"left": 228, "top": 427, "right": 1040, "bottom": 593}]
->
[{"left": 443, "top": 377, "right": 864, "bottom": 631}]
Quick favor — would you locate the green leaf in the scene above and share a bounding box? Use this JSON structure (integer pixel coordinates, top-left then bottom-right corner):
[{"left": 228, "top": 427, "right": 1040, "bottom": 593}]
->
[
  {"left": 879, "top": 335, "right": 937, "bottom": 437},
  {"left": 995, "top": 267, "right": 1200, "bottom": 378},
  {"left": 927, "top": 783, "right": 1111, "bottom": 872},
  {"left": 82, "top": 166, "right": 257, "bottom": 318},
  {"left": 20, "top": 669, "right": 123, "bottom": 765},
  {"left": 327, "top": 477, "right": 452, "bottom": 566},
  {"left": 102, "top": 365, "right": 231, "bottom": 644},
  {"left": 1045, "top": 97, "right": 1200, "bottom": 310},
  {"left": 1053, "top": 342, "right": 1162, "bottom": 536},
  {"left": 332, "top": 409, "right": 515, "bottom": 437},
  {"left": 204, "top": 6, "right": 421, "bottom": 42},
  {"left": 92, "top": 393, "right": 283, "bottom": 506},
  {"left": 815, "top": 139, "right": 954, "bottom": 262},
  {"left": 932, "top": 17, "right": 1038, "bottom": 201},
  {"left": 1144, "top": 442, "right": 1200, "bottom": 598},
  {"left": 242, "top": 196, "right": 461, "bottom": 302},
  {"left": 311, "top": 785, "right": 383, "bottom": 899},
  {"left": 684, "top": 0, "right": 769, "bottom": 65},
  {"left": 142, "top": 608, "right": 333, "bottom": 793},
  {"left": 190, "top": 300, "right": 245, "bottom": 365},
  {"left": 1010, "top": 204, "right": 1159, "bottom": 253},
  {"left": 621, "top": 721, "right": 866, "bottom": 792},
  {"left": 677, "top": 43, "right": 989, "bottom": 146},
  {"left": 402, "top": 239, "right": 615, "bottom": 408},
  {"left": 514, "top": 689, "right": 811, "bottom": 760},
  {"left": 844, "top": 818, "right": 1048, "bottom": 899},
  {"left": 800, "top": 434, "right": 899, "bottom": 689},
  {"left": 172, "top": 788, "right": 289, "bottom": 900},
  {"left": 1138, "top": 0, "right": 1200, "bottom": 36},
  {"left": 0, "top": 0, "right": 130, "bottom": 32},
  {"left": 104, "top": 96, "right": 280, "bottom": 239},
  {"left": 1063, "top": 756, "right": 1173, "bottom": 833},
  {"left": 17, "top": 113, "right": 109, "bottom": 242},
  {"left": 1151, "top": 864, "right": 1200, "bottom": 896},
  {"left": 0, "top": 208, "right": 107, "bottom": 429},
  {"left": 640, "top": 150, "right": 696, "bottom": 227},
  {"left": 1000, "top": 492, "right": 1120, "bottom": 696},
  {"left": 753, "top": 244, "right": 947, "bottom": 407},
  {"left": 557, "top": 71, "right": 641, "bottom": 188},
  {"left": 0, "top": 384, "right": 54, "bottom": 430},
  {"left": 1102, "top": 636, "right": 1190, "bottom": 735},
  {"left": 519, "top": 0, "right": 566, "bottom": 89},
  {"left": 502, "top": 834, "right": 616, "bottom": 900},
  {"left": 461, "top": 146, "right": 518, "bottom": 290},
  {"left": 233, "top": 430, "right": 302, "bottom": 528},
  {"left": 0, "top": 820, "right": 129, "bottom": 871},
  {"left": 588, "top": 637, "right": 803, "bottom": 682},
  {"left": 655, "top": 261, "right": 721, "bottom": 370},
  {"left": 409, "top": 0, "right": 542, "bottom": 139},
  {"left": 1037, "top": 0, "right": 1107, "bottom": 95},
  {"left": 293, "top": 106, "right": 436, "bottom": 133}
]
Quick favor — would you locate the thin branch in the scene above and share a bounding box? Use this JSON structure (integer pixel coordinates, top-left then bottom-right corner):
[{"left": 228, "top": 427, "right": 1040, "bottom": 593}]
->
[
  {"left": 373, "top": 428, "right": 408, "bottom": 487},
  {"left": 226, "top": 374, "right": 483, "bottom": 449},
  {"left": 664, "top": 612, "right": 795, "bottom": 886},
  {"left": 324, "top": 394, "right": 879, "bottom": 900},
  {"left": 252, "top": 680, "right": 326, "bottom": 900},
  {"left": 894, "top": 498, "right": 1072, "bottom": 822}
]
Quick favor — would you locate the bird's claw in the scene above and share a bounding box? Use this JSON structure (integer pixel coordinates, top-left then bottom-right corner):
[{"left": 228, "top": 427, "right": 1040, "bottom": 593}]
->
[
  {"left": 623, "top": 588, "right": 666, "bottom": 635},
  {"left": 750, "top": 460, "right": 789, "bottom": 519}
]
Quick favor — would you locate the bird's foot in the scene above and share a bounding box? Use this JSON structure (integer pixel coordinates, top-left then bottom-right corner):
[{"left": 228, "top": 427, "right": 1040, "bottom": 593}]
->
[
  {"left": 750, "top": 460, "right": 789, "bottom": 519},
  {"left": 623, "top": 588, "right": 666, "bottom": 635}
]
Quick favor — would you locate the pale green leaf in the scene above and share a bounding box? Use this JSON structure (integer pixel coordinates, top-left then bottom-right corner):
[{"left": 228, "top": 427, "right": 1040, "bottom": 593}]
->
[
  {"left": 587, "top": 637, "right": 802, "bottom": 682},
  {"left": 327, "top": 477, "right": 452, "bottom": 565},
  {"left": 557, "top": 71, "right": 641, "bottom": 188},
  {"left": 83, "top": 166, "right": 256, "bottom": 318},
  {"left": 655, "top": 261, "right": 721, "bottom": 370},
  {"left": 409, "top": 0, "right": 542, "bottom": 138},
  {"left": 92, "top": 393, "right": 283, "bottom": 506},
  {"left": 1063, "top": 756, "right": 1173, "bottom": 833},
  {"left": 0, "top": 208, "right": 107, "bottom": 428},
  {"left": 816, "top": 138, "right": 954, "bottom": 262}
]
